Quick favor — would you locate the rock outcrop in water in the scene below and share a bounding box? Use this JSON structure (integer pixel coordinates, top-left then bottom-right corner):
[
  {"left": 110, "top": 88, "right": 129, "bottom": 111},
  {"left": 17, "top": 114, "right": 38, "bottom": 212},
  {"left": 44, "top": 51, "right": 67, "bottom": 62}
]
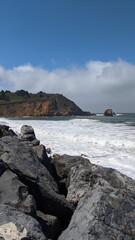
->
[
  {"left": 104, "top": 108, "right": 115, "bottom": 116},
  {"left": 0, "top": 91, "right": 91, "bottom": 117},
  {"left": 0, "top": 124, "right": 135, "bottom": 239}
]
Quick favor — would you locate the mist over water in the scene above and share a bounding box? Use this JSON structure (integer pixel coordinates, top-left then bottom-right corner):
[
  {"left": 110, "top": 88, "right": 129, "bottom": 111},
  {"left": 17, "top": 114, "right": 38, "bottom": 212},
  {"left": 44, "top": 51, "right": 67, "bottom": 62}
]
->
[{"left": 1, "top": 113, "right": 135, "bottom": 179}]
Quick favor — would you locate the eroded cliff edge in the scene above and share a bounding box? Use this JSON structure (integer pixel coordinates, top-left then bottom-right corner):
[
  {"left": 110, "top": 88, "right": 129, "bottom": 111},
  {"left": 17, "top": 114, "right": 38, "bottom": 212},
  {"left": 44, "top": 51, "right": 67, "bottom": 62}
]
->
[{"left": 0, "top": 91, "right": 90, "bottom": 117}]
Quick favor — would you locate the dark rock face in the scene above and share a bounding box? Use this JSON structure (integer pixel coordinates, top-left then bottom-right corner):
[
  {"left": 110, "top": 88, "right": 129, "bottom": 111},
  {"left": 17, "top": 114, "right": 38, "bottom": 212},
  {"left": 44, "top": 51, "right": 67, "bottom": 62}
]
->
[
  {"left": 36, "top": 211, "right": 61, "bottom": 240},
  {"left": 20, "top": 125, "right": 52, "bottom": 173},
  {"left": 0, "top": 204, "right": 46, "bottom": 240},
  {"left": 0, "top": 124, "right": 16, "bottom": 138},
  {"left": 0, "top": 170, "right": 36, "bottom": 215},
  {"left": 104, "top": 108, "right": 115, "bottom": 116},
  {"left": 0, "top": 136, "right": 73, "bottom": 219}
]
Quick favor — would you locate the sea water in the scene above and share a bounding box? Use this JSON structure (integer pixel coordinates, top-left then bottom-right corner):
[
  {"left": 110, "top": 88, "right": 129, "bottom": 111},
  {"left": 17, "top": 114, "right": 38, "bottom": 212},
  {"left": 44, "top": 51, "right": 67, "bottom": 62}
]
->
[{"left": 0, "top": 113, "right": 135, "bottom": 179}]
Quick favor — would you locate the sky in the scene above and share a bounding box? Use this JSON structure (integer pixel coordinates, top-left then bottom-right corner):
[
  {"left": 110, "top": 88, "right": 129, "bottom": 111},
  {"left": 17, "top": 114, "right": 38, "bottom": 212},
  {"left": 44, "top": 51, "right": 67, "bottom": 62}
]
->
[{"left": 0, "top": 0, "right": 135, "bottom": 113}]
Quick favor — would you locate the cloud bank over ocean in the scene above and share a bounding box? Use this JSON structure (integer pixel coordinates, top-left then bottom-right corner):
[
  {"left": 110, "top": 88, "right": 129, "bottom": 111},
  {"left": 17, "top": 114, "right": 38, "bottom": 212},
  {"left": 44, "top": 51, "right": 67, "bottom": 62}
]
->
[{"left": 0, "top": 59, "right": 135, "bottom": 113}]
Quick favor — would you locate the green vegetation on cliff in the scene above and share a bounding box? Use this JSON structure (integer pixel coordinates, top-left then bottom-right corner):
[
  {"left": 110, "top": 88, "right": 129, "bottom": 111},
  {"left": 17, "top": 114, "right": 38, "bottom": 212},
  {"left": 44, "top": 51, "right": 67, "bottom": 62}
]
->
[{"left": 0, "top": 90, "right": 59, "bottom": 104}]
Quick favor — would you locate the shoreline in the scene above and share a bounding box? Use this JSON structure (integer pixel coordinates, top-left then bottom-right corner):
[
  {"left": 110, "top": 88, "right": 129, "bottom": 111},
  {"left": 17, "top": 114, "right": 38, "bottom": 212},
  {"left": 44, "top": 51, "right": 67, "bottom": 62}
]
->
[{"left": 0, "top": 124, "right": 135, "bottom": 239}]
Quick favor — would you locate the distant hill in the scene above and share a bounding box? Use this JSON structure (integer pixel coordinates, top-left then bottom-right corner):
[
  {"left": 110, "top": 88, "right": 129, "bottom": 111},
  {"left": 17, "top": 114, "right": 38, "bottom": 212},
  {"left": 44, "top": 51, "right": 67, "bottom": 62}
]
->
[{"left": 0, "top": 90, "right": 91, "bottom": 117}]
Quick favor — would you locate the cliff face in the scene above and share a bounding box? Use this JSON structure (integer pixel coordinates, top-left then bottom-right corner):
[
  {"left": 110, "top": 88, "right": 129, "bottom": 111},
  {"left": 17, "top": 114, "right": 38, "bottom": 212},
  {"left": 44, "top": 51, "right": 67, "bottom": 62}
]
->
[{"left": 0, "top": 94, "right": 90, "bottom": 117}]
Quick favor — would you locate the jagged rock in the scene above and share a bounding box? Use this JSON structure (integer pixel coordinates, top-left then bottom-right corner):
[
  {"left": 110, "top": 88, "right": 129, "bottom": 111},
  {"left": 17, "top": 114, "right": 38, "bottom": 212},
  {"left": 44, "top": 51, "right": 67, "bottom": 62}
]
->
[
  {"left": 59, "top": 186, "right": 135, "bottom": 240},
  {"left": 0, "top": 170, "right": 36, "bottom": 215},
  {"left": 53, "top": 155, "right": 135, "bottom": 206},
  {"left": 33, "top": 144, "right": 52, "bottom": 172},
  {"left": 104, "top": 108, "right": 115, "bottom": 116},
  {"left": 52, "top": 154, "right": 90, "bottom": 180},
  {"left": 0, "top": 124, "right": 16, "bottom": 138},
  {"left": 66, "top": 164, "right": 92, "bottom": 204},
  {"left": 0, "top": 204, "right": 46, "bottom": 240},
  {"left": 52, "top": 154, "right": 90, "bottom": 196},
  {"left": 19, "top": 125, "right": 51, "bottom": 172},
  {"left": 36, "top": 211, "right": 61, "bottom": 240},
  {"left": 0, "top": 136, "right": 73, "bottom": 221}
]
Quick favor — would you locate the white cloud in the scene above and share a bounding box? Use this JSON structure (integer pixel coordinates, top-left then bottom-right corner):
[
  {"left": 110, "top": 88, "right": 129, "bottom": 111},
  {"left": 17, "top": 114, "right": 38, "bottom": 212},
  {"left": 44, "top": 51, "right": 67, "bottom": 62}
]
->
[{"left": 0, "top": 59, "right": 135, "bottom": 113}]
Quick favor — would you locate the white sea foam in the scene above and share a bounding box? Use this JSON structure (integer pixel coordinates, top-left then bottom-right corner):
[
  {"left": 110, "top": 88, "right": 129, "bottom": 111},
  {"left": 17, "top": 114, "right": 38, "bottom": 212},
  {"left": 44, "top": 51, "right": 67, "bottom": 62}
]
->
[{"left": 1, "top": 117, "right": 135, "bottom": 179}]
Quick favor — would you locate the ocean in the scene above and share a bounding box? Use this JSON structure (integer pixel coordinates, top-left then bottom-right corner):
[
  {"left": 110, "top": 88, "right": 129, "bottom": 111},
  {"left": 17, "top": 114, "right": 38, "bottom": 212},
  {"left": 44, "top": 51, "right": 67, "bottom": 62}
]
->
[{"left": 0, "top": 113, "right": 135, "bottom": 179}]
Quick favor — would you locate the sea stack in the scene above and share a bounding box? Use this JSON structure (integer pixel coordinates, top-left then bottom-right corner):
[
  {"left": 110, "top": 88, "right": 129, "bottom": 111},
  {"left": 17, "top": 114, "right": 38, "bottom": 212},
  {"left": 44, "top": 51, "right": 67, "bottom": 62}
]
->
[{"left": 104, "top": 108, "right": 115, "bottom": 116}]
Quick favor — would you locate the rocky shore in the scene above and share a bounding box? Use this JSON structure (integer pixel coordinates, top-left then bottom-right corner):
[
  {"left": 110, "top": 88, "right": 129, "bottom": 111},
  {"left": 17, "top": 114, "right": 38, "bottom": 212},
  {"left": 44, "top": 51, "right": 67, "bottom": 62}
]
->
[{"left": 0, "top": 124, "right": 135, "bottom": 239}]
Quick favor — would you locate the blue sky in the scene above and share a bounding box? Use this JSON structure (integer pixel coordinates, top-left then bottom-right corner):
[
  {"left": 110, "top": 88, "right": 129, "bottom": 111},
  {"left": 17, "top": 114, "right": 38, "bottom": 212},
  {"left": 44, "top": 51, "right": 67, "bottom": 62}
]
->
[{"left": 0, "top": 0, "right": 135, "bottom": 112}]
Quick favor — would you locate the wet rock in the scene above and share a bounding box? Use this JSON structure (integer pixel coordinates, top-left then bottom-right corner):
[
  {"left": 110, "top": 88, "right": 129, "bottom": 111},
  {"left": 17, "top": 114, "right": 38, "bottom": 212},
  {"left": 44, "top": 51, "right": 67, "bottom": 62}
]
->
[
  {"left": 59, "top": 186, "right": 135, "bottom": 240},
  {"left": 0, "top": 204, "right": 46, "bottom": 240}
]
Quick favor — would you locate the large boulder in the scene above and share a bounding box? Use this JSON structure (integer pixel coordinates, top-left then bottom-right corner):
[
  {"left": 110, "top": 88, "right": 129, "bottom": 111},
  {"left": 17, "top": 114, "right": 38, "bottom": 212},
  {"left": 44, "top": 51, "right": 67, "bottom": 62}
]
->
[
  {"left": 0, "top": 169, "right": 36, "bottom": 215},
  {"left": 53, "top": 155, "right": 135, "bottom": 206},
  {"left": 0, "top": 204, "right": 46, "bottom": 240},
  {"left": 59, "top": 186, "right": 135, "bottom": 240},
  {"left": 53, "top": 154, "right": 90, "bottom": 179},
  {"left": 52, "top": 154, "right": 90, "bottom": 196},
  {"left": 19, "top": 125, "right": 40, "bottom": 146},
  {"left": 0, "top": 136, "right": 73, "bottom": 220}
]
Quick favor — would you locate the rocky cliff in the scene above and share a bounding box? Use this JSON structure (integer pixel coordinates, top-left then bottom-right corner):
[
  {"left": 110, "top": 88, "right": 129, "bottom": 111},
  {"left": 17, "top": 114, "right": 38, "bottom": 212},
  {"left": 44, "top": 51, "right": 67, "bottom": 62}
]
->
[{"left": 0, "top": 92, "right": 90, "bottom": 117}]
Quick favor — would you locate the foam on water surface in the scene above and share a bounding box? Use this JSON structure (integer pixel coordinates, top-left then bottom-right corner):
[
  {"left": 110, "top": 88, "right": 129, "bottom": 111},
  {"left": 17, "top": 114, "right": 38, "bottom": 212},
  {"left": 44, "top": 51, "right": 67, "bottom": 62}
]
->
[{"left": 1, "top": 117, "right": 135, "bottom": 179}]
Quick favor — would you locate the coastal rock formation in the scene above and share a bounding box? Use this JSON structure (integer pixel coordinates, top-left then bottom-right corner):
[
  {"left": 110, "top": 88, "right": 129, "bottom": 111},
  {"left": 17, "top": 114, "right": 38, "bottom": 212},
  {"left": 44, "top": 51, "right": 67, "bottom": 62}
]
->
[
  {"left": 59, "top": 186, "right": 135, "bottom": 240},
  {"left": 52, "top": 154, "right": 135, "bottom": 205},
  {"left": 0, "top": 136, "right": 73, "bottom": 220},
  {"left": 104, "top": 108, "right": 115, "bottom": 116},
  {"left": 0, "top": 93, "right": 91, "bottom": 117},
  {"left": 0, "top": 169, "right": 36, "bottom": 215},
  {"left": 0, "top": 124, "right": 135, "bottom": 239},
  {"left": 0, "top": 204, "right": 46, "bottom": 240}
]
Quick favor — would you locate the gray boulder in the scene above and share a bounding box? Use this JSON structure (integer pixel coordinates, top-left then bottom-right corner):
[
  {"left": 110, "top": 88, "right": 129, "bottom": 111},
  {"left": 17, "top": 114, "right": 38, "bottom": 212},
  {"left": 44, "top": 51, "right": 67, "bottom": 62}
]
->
[
  {"left": 0, "top": 136, "right": 73, "bottom": 220},
  {"left": 53, "top": 155, "right": 135, "bottom": 206},
  {"left": 67, "top": 162, "right": 135, "bottom": 205},
  {"left": 0, "top": 170, "right": 36, "bottom": 215},
  {"left": 19, "top": 125, "right": 36, "bottom": 142},
  {"left": 53, "top": 154, "right": 90, "bottom": 180},
  {"left": 0, "top": 204, "right": 46, "bottom": 240},
  {"left": 59, "top": 186, "right": 135, "bottom": 240}
]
